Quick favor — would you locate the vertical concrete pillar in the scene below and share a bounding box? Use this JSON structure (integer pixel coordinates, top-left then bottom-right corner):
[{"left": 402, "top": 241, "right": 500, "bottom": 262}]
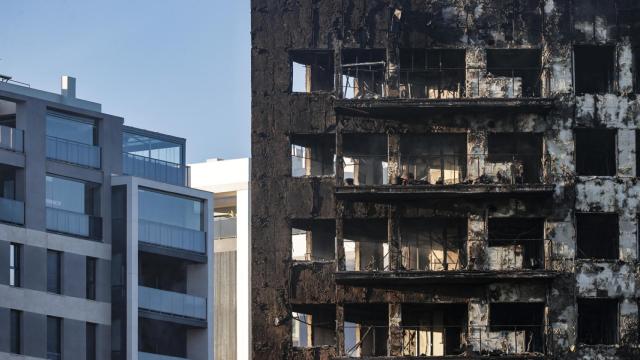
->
[
  {"left": 468, "top": 129, "right": 487, "bottom": 182},
  {"left": 336, "top": 205, "right": 345, "bottom": 271},
  {"left": 617, "top": 128, "right": 635, "bottom": 178},
  {"left": 467, "top": 214, "right": 487, "bottom": 271},
  {"left": 465, "top": 47, "right": 486, "bottom": 98},
  {"left": 388, "top": 302, "right": 403, "bottom": 356},
  {"left": 388, "top": 133, "right": 401, "bottom": 184},
  {"left": 388, "top": 205, "right": 401, "bottom": 271},
  {"left": 336, "top": 304, "right": 345, "bottom": 356}
]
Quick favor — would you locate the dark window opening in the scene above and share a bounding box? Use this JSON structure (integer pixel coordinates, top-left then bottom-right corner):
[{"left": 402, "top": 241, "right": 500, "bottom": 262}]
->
[
  {"left": 574, "top": 45, "right": 615, "bottom": 95},
  {"left": 490, "top": 303, "right": 545, "bottom": 353},
  {"left": 47, "top": 316, "right": 62, "bottom": 360},
  {"left": 344, "top": 304, "right": 388, "bottom": 357},
  {"left": 0, "top": 164, "right": 23, "bottom": 225},
  {"left": 344, "top": 219, "right": 388, "bottom": 271},
  {"left": 578, "top": 298, "right": 618, "bottom": 345},
  {"left": 9, "top": 243, "right": 20, "bottom": 287},
  {"left": 138, "top": 317, "right": 187, "bottom": 358},
  {"left": 575, "top": 129, "right": 616, "bottom": 176},
  {"left": 290, "top": 50, "right": 334, "bottom": 93},
  {"left": 291, "top": 134, "right": 336, "bottom": 177},
  {"left": 400, "top": 218, "right": 467, "bottom": 271},
  {"left": 343, "top": 134, "right": 388, "bottom": 186},
  {"left": 138, "top": 252, "right": 187, "bottom": 293},
  {"left": 291, "top": 304, "right": 336, "bottom": 348},
  {"left": 47, "top": 250, "right": 61, "bottom": 294},
  {"left": 399, "top": 49, "right": 466, "bottom": 99},
  {"left": 487, "top": 133, "right": 543, "bottom": 184},
  {"left": 46, "top": 174, "right": 102, "bottom": 240},
  {"left": 10, "top": 309, "right": 21, "bottom": 354},
  {"left": 86, "top": 323, "right": 97, "bottom": 360},
  {"left": 399, "top": 134, "right": 467, "bottom": 185},
  {"left": 341, "top": 49, "right": 386, "bottom": 99},
  {"left": 86, "top": 257, "right": 96, "bottom": 300},
  {"left": 401, "top": 303, "right": 467, "bottom": 356},
  {"left": 486, "top": 49, "right": 543, "bottom": 97},
  {"left": 488, "top": 218, "right": 545, "bottom": 270},
  {"left": 576, "top": 213, "right": 619, "bottom": 259},
  {"left": 291, "top": 219, "right": 335, "bottom": 262},
  {"left": 636, "top": 130, "right": 640, "bottom": 177},
  {"left": 635, "top": 47, "right": 640, "bottom": 94}
]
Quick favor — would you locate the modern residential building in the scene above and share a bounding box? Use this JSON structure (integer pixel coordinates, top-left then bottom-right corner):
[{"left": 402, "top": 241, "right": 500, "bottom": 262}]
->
[
  {"left": 252, "top": 1, "right": 640, "bottom": 359},
  {"left": 0, "top": 77, "right": 214, "bottom": 360},
  {"left": 190, "top": 158, "right": 250, "bottom": 360}
]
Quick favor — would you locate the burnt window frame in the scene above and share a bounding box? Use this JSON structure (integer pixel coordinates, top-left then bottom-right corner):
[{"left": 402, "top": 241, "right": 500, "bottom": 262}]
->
[
  {"left": 485, "top": 48, "right": 544, "bottom": 97},
  {"left": 290, "top": 133, "right": 336, "bottom": 178},
  {"left": 577, "top": 298, "right": 619, "bottom": 345},
  {"left": 573, "top": 45, "right": 616, "bottom": 95},
  {"left": 575, "top": 212, "right": 619, "bottom": 260},
  {"left": 397, "top": 48, "right": 467, "bottom": 99},
  {"left": 289, "top": 49, "right": 335, "bottom": 94},
  {"left": 574, "top": 128, "right": 617, "bottom": 176}
]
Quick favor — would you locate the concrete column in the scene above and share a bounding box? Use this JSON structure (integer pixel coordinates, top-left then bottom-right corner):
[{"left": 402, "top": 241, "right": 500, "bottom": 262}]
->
[
  {"left": 63, "top": 318, "right": 85, "bottom": 360},
  {"left": 63, "top": 253, "right": 86, "bottom": 298},
  {"left": 96, "top": 323, "right": 110, "bottom": 360},
  {"left": 22, "top": 312, "right": 46, "bottom": 358},
  {"left": 468, "top": 300, "right": 489, "bottom": 353},
  {"left": 336, "top": 304, "right": 345, "bottom": 356},
  {"left": 617, "top": 40, "right": 634, "bottom": 95},
  {"left": 617, "top": 128, "right": 635, "bottom": 177},
  {"left": 236, "top": 189, "right": 251, "bottom": 360},
  {"left": 465, "top": 47, "right": 486, "bottom": 98},
  {"left": 311, "top": 221, "right": 334, "bottom": 261},
  {"left": 22, "top": 245, "right": 46, "bottom": 292},
  {"left": 388, "top": 303, "right": 402, "bottom": 356},
  {"left": 467, "top": 214, "right": 487, "bottom": 271},
  {"left": 335, "top": 131, "right": 344, "bottom": 185},
  {"left": 336, "top": 208, "right": 345, "bottom": 271},
  {"left": 388, "top": 134, "right": 401, "bottom": 184},
  {"left": 0, "top": 307, "right": 9, "bottom": 353},
  {"left": 0, "top": 241, "right": 9, "bottom": 285},
  {"left": 468, "top": 129, "right": 487, "bottom": 182},
  {"left": 388, "top": 206, "right": 401, "bottom": 271}
]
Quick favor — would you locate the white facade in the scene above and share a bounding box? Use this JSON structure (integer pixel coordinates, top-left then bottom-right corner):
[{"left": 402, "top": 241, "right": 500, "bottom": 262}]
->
[{"left": 189, "top": 158, "right": 250, "bottom": 360}]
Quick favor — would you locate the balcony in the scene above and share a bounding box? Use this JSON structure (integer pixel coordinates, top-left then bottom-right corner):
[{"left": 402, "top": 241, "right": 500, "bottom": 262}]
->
[
  {"left": 0, "top": 125, "right": 23, "bottom": 152},
  {"left": 123, "top": 152, "right": 188, "bottom": 186},
  {"left": 46, "top": 207, "right": 102, "bottom": 239},
  {"left": 138, "top": 352, "right": 187, "bottom": 360},
  {"left": 138, "top": 219, "right": 206, "bottom": 255},
  {"left": 138, "top": 286, "right": 206, "bottom": 326},
  {"left": 213, "top": 217, "right": 237, "bottom": 240},
  {"left": 0, "top": 197, "right": 24, "bottom": 225},
  {"left": 46, "top": 136, "right": 101, "bottom": 168}
]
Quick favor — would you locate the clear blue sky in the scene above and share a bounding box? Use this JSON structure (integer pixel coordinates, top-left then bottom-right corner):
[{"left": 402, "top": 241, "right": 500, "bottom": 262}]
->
[{"left": 1, "top": 0, "right": 250, "bottom": 163}]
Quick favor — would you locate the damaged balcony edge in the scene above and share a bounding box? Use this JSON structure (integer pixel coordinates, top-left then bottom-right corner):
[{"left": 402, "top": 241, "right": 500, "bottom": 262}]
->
[
  {"left": 334, "top": 270, "right": 560, "bottom": 286},
  {"left": 335, "top": 184, "right": 556, "bottom": 200}
]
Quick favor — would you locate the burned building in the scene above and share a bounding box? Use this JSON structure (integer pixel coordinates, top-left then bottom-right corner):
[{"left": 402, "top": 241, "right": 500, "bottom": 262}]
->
[{"left": 251, "top": 0, "right": 640, "bottom": 359}]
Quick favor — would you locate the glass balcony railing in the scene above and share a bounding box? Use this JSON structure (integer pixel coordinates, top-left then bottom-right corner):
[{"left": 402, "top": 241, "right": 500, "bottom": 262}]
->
[
  {"left": 138, "top": 286, "right": 206, "bottom": 320},
  {"left": 46, "top": 207, "right": 102, "bottom": 239},
  {"left": 138, "top": 352, "right": 187, "bottom": 360},
  {"left": 213, "top": 217, "right": 237, "bottom": 240},
  {"left": 138, "top": 219, "right": 206, "bottom": 254},
  {"left": 0, "top": 197, "right": 24, "bottom": 225},
  {"left": 0, "top": 125, "right": 23, "bottom": 152},
  {"left": 123, "top": 152, "right": 187, "bottom": 186},
  {"left": 46, "top": 136, "right": 101, "bottom": 168}
]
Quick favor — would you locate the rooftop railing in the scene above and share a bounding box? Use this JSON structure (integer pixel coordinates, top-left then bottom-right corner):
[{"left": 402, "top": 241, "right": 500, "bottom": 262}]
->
[
  {"left": 0, "top": 125, "right": 23, "bottom": 152},
  {"left": 138, "top": 219, "right": 206, "bottom": 254},
  {"left": 0, "top": 197, "right": 24, "bottom": 225},
  {"left": 46, "top": 207, "right": 101, "bottom": 239},
  {"left": 46, "top": 136, "right": 101, "bottom": 168},
  {"left": 213, "top": 217, "right": 237, "bottom": 240},
  {"left": 123, "top": 152, "right": 187, "bottom": 186},
  {"left": 138, "top": 285, "right": 206, "bottom": 320}
]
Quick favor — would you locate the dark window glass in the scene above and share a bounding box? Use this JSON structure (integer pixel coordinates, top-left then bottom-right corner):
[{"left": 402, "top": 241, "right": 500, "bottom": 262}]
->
[
  {"left": 86, "top": 323, "right": 96, "bottom": 360},
  {"left": 10, "top": 310, "right": 21, "bottom": 354},
  {"left": 47, "top": 316, "right": 61, "bottom": 360},
  {"left": 46, "top": 112, "right": 96, "bottom": 145},
  {"left": 47, "top": 251, "right": 61, "bottom": 294},
  {"left": 138, "top": 189, "right": 203, "bottom": 231},
  {"left": 122, "top": 131, "right": 183, "bottom": 164},
  {"left": 9, "top": 243, "right": 20, "bottom": 287},
  {"left": 86, "top": 257, "right": 96, "bottom": 300}
]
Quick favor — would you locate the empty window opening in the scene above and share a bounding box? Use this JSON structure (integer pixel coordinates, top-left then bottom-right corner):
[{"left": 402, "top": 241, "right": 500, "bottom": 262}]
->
[
  {"left": 402, "top": 303, "right": 467, "bottom": 356},
  {"left": 486, "top": 133, "right": 543, "bottom": 184},
  {"left": 290, "top": 50, "right": 334, "bottom": 93},
  {"left": 575, "top": 129, "right": 616, "bottom": 176},
  {"left": 291, "top": 134, "right": 336, "bottom": 177},
  {"left": 399, "top": 134, "right": 467, "bottom": 185},
  {"left": 341, "top": 49, "right": 386, "bottom": 99},
  {"left": 344, "top": 304, "right": 388, "bottom": 357},
  {"left": 400, "top": 218, "right": 467, "bottom": 271},
  {"left": 485, "top": 49, "right": 543, "bottom": 98},
  {"left": 344, "top": 219, "right": 388, "bottom": 271},
  {"left": 488, "top": 218, "right": 545, "bottom": 270},
  {"left": 578, "top": 298, "right": 618, "bottom": 345},
  {"left": 576, "top": 213, "right": 619, "bottom": 259},
  {"left": 574, "top": 45, "right": 615, "bottom": 95},
  {"left": 292, "top": 304, "right": 336, "bottom": 348},
  {"left": 399, "top": 49, "right": 466, "bottom": 99},
  {"left": 138, "top": 253, "right": 187, "bottom": 293},
  {"left": 291, "top": 219, "right": 335, "bottom": 262},
  {"left": 343, "top": 134, "right": 388, "bottom": 186},
  {"left": 489, "top": 303, "right": 545, "bottom": 354},
  {"left": 139, "top": 317, "right": 187, "bottom": 358}
]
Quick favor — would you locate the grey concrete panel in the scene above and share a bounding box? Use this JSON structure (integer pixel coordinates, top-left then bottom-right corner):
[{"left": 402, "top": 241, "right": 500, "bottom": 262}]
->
[
  {"left": 0, "top": 241, "right": 10, "bottom": 286},
  {"left": 21, "top": 245, "right": 45, "bottom": 292},
  {"left": 0, "top": 307, "right": 9, "bottom": 353},
  {"left": 46, "top": 161, "right": 103, "bottom": 184},
  {"left": 22, "top": 312, "right": 46, "bottom": 358},
  {"left": 95, "top": 258, "right": 110, "bottom": 303},
  {"left": 0, "top": 149, "right": 25, "bottom": 168},
  {"left": 96, "top": 324, "right": 110, "bottom": 360},
  {"left": 63, "top": 318, "right": 85, "bottom": 360},
  {"left": 63, "top": 253, "right": 86, "bottom": 298}
]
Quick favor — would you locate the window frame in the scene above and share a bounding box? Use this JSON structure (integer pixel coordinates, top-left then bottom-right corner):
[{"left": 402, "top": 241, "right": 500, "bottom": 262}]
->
[
  {"left": 9, "top": 243, "right": 20, "bottom": 287},
  {"left": 10, "top": 309, "right": 21, "bottom": 354},
  {"left": 86, "top": 257, "right": 97, "bottom": 300},
  {"left": 47, "top": 250, "right": 62, "bottom": 294}
]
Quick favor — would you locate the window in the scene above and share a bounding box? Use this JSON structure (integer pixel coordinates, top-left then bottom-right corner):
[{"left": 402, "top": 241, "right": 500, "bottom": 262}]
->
[
  {"left": 10, "top": 310, "right": 21, "bottom": 354},
  {"left": 86, "top": 323, "right": 97, "bottom": 360},
  {"left": 401, "top": 304, "right": 467, "bottom": 356},
  {"left": 575, "top": 129, "right": 616, "bottom": 176},
  {"left": 138, "top": 189, "right": 203, "bottom": 231},
  {"left": 343, "top": 219, "right": 388, "bottom": 271},
  {"left": 341, "top": 49, "right": 386, "bottom": 99},
  {"left": 47, "top": 316, "right": 62, "bottom": 360},
  {"left": 86, "top": 257, "right": 96, "bottom": 300},
  {"left": 574, "top": 45, "right": 615, "bottom": 94},
  {"left": 487, "top": 133, "right": 543, "bottom": 184},
  {"left": 488, "top": 218, "right": 545, "bottom": 270},
  {"left": 399, "top": 134, "right": 467, "bottom": 185},
  {"left": 46, "top": 175, "right": 101, "bottom": 239},
  {"left": 122, "top": 130, "right": 183, "bottom": 165},
  {"left": 489, "top": 303, "right": 545, "bottom": 353},
  {"left": 291, "top": 305, "right": 336, "bottom": 348},
  {"left": 291, "top": 219, "right": 335, "bottom": 262},
  {"left": 343, "top": 134, "right": 388, "bottom": 186},
  {"left": 398, "top": 49, "right": 466, "bottom": 99},
  {"left": 578, "top": 298, "right": 618, "bottom": 345},
  {"left": 46, "top": 112, "right": 96, "bottom": 146},
  {"left": 290, "top": 50, "right": 334, "bottom": 93},
  {"left": 400, "top": 218, "right": 467, "bottom": 271},
  {"left": 344, "top": 304, "right": 388, "bottom": 357},
  {"left": 47, "top": 250, "right": 61, "bottom": 294},
  {"left": 9, "top": 243, "right": 20, "bottom": 287},
  {"left": 291, "top": 134, "right": 336, "bottom": 177},
  {"left": 486, "top": 49, "right": 543, "bottom": 97},
  {"left": 576, "top": 213, "right": 619, "bottom": 259}
]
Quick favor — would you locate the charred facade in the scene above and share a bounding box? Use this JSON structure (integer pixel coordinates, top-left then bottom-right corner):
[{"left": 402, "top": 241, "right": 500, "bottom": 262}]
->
[{"left": 251, "top": 1, "right": 640, "bottom": 359}]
